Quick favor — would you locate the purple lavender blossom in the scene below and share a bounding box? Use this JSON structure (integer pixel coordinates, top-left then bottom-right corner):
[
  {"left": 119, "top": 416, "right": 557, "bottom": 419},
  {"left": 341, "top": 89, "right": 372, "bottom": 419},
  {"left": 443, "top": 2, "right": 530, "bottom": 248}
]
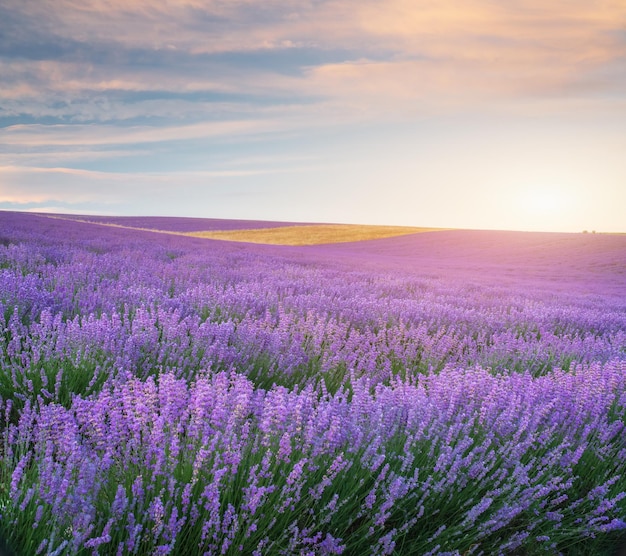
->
[{"left": 0, "top": 211, "right": 624, "bottom": 555}]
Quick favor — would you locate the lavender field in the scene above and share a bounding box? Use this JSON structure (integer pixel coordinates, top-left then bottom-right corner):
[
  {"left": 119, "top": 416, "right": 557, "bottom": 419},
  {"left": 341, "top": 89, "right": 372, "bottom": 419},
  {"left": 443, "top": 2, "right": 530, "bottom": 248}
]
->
[{"left": 0, "top": 211, "right": 625, "bottom": 555}]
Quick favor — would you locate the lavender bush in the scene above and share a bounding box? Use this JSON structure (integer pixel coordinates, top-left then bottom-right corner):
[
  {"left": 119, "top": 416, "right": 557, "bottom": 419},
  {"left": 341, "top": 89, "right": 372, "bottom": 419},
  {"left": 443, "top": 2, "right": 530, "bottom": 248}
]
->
[{"left": 0, "top": 211, "right": 625, "bottom": 555}]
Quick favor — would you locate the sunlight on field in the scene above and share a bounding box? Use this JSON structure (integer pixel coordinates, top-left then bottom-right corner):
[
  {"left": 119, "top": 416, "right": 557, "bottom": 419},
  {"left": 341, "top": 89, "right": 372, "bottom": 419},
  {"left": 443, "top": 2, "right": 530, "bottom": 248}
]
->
[
  {"left": 184, "top": 224, "right": 445, "bottom": 245},
  {"left": 39, "top": 215, "right": 445, "bottom": 245}
]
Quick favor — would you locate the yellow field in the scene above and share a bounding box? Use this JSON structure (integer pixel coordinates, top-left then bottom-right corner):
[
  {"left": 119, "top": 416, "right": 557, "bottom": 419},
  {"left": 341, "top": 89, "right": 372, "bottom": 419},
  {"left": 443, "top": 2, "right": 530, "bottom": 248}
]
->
[
  {"left": 184, "top": 224, "right": 444, "bottom": 245},
  {"left": 38, "top": 215, "right": 446, "bottom": 245}
]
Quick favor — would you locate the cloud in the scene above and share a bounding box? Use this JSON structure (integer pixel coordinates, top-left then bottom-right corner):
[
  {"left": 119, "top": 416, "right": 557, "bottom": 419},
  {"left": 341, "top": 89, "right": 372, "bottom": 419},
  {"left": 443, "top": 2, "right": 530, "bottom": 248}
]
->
[
  {"left": 291, "top": 0, "right": 626, "bottom": 109},
  {"left": 0, "top": 117, "right": 291, "bottom": 148},
  {"left": 0, "top": 0, "right": 623, "bottom": 154},
  {"left": 0, "top": 149, "right": 154, "bottom": 168},
  {"left": 0, "top": 53, "right": 320, "bottom": 128},
  {"left": 2, "top": 0, "right": 624, "bottom": 113},
  {"left": 0, "top": 162, "right": 321, "bottom": 219},
  {"left": 0, "top": 164, "right": 306, "bottom": 206},
  {"left": 18, "top": 205, "right": 117, "bottom": 215}
]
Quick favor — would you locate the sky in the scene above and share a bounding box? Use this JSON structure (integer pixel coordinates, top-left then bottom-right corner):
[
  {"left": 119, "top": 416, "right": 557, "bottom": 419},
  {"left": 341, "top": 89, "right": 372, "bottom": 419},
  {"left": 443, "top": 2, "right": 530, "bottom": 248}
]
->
[{"left": 1, "top": 0, "right": 625, "bottom": 233}]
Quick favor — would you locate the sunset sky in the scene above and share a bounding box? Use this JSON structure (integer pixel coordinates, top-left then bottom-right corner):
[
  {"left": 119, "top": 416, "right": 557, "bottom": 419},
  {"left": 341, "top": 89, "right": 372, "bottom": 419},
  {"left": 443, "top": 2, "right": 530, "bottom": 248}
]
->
[{"left": 1, "top": 0, "right": 625, "bottom": 232}]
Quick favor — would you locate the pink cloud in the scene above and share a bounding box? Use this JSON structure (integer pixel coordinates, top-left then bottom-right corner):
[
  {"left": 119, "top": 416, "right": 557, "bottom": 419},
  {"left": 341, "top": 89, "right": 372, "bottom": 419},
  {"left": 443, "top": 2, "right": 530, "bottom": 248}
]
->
[
  {"left": 3, "top": 0, "right": 624, "bottom": 123},
  {"left": 0, "top": 118, "right": 286, "bottom": 148}
]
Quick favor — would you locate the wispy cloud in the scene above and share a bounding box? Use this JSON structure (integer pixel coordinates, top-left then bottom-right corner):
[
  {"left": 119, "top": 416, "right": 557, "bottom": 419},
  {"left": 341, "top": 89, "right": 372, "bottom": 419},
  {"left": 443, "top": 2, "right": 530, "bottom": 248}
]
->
[
  {"left": 2, "top": 0, "right": 623, "bottom": 117},
  {"left": 0, "top": 118, "right": 291, "bottom": 148},
  {"left": 0, "top": 163, "right": 314, "bottom": 205}
]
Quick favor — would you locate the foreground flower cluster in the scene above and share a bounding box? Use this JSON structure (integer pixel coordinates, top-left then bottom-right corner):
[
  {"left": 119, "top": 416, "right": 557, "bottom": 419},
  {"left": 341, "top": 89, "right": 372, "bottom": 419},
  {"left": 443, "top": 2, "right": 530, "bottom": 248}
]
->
[{"left": 0, "top": 212, "right": 625, "bottom": 555}]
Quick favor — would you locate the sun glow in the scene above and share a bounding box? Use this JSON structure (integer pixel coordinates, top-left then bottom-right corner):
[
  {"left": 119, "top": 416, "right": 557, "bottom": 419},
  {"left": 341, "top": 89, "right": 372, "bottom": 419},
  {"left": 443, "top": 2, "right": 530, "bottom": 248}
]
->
[
  {"left": 520, "top": 188, "right": 564, "bottom": 216},
  {"left": 510, "top": 185, "right": 579, "bottom": 231}
]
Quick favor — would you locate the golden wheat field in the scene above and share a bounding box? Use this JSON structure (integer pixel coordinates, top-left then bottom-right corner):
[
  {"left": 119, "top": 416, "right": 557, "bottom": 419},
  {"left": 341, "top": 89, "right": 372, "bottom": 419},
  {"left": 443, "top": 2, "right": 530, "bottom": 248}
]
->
[
  {"left": 183, "top": 224, "right": 445, "bottom": 245},
  {"left": 43, "top": 216, "right": 446, "bottom": 245}
]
